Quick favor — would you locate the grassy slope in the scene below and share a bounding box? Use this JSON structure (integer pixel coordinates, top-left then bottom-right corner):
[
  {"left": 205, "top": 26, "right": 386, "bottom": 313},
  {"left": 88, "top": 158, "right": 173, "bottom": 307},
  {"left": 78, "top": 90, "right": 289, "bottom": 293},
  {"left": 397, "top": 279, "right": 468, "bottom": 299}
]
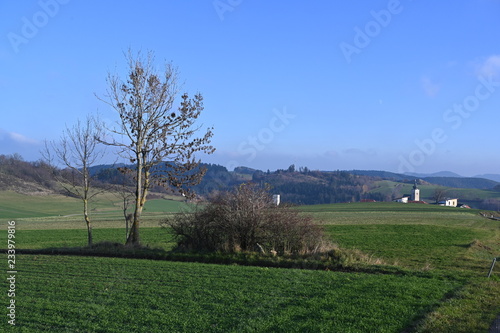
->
[
  {"left": 369, "top": 180, "right": 500, "bottom": 204},
  {"left": 0, "top": 191, "right": 84, "bottom": 218},
  {"left": 0, "top": 190, "right": 189, "bottom": 228},
  {"left": 302, "top": 203, "right": 500, "bottom": 271}
]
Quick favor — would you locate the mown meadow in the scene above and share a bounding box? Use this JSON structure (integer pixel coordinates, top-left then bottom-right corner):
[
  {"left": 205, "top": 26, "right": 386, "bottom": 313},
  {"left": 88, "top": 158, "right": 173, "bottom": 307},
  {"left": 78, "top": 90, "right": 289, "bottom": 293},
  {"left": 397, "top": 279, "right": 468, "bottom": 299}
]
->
[{"left": 1, "top": 199, "right": 499, "bottom": 332}]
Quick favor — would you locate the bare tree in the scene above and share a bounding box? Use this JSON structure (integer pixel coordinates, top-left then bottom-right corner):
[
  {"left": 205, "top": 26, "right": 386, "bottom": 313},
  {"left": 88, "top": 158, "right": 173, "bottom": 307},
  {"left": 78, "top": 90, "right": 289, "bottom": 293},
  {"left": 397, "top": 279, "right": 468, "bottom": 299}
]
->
[
  {"left": 98, "top": 50, "right": 215, "bottom": 245},
  {"left": 43, "top": 115, "right": 105, "bottom": 246},
  {"left": 433, "top": 187, "right": 448, "bottom": 203},
  {"left": 114, "top": 167, "right": 135, "bottom": 242},
  {"left": 391, "top": 183, "right": 403, "bottom": 201}
]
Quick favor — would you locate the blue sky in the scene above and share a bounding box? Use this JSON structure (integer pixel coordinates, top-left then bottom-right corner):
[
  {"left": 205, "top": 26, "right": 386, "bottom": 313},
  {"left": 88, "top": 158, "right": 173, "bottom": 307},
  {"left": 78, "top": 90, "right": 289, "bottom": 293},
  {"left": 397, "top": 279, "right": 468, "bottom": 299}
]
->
[{"left": 1, "top": 0, "right": 499, "bottom": 176}]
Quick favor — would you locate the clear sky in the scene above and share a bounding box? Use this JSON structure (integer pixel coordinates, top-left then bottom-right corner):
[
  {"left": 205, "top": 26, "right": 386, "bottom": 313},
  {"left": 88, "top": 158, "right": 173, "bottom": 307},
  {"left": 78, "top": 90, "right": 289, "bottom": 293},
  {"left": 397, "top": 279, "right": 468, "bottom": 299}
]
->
[{"left": 1, "top": 0, "right": 499, "bottom": 176}]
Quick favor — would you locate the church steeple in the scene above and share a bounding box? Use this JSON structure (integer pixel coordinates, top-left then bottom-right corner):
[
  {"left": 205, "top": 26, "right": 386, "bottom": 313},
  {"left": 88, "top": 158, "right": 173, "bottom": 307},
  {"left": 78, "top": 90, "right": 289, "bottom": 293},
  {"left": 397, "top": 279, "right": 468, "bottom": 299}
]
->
[{"left": 411, "top": 180, "right": 420, "bottom": 201}]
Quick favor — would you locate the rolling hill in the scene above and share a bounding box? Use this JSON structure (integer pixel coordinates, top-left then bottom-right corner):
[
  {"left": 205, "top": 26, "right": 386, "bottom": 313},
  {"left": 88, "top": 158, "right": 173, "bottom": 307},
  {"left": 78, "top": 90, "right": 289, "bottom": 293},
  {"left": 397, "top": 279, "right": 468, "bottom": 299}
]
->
[
  {"left": 475, "top": 173, "right": 500, "bottom": 182},
  {"left": 348, "top": 170, "right": 500, "bottom": 190},
  {"left": 422, "top": 177, "right": 499, "bottom": 190},
  {"left": 1, "top": 154, "right": 500, "bottom": 209}
]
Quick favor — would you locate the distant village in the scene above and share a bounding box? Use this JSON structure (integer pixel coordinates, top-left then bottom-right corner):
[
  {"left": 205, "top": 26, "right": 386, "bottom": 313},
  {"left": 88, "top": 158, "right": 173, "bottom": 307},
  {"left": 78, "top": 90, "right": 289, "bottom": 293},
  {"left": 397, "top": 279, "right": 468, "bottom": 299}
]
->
[{"left": 393, "top": 180, "right": 470, "bottom": 208}]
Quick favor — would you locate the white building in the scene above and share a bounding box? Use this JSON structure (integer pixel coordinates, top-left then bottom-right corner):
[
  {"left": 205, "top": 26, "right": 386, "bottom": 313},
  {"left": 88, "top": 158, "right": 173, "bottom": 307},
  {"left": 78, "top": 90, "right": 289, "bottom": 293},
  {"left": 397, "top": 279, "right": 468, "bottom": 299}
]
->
[
  {"left": 411, "top": 180, "right": 420, "bottom": 201},
  {"left": 438, "top": 198, "right": 458, "bottom": 207},
  {"left": 272, "top": 194, "right": 280, "bottom": 206},
  {"left": 395, "top": 196, "right": 409, "bottom": 203}
]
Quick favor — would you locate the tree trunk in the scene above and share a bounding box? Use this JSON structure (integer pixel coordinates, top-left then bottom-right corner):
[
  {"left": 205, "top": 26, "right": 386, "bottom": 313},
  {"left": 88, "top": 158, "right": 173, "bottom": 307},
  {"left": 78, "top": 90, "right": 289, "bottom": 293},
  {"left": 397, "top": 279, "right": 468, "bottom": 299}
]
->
[
  {"left": 126, "top": 218, "right": 140, "bottom": 245},
  {"left": 127, "top": 193, "right": 146, "bottom": 245},
  {"left": 83, "top": 199, "right": 92, "bottom": 246},
  {"left": 127, "top": 157, "right": 143, "bottom": 246},
  {"left": 86, "top": 217, "right": 92, "bottom": 246},
  {"left": 127, "top": 195, "right": 142, "bottom": 245},
  {"left": 123, "top": 198, "right": 129, "bottom": 242}
]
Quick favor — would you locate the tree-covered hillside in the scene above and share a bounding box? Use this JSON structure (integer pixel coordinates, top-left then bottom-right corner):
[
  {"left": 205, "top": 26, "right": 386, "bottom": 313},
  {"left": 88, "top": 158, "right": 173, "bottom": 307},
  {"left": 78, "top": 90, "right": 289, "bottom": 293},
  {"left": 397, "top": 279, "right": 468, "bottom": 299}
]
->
[{"left": 2, "top": 154, "right": 500, "bottom": 209}]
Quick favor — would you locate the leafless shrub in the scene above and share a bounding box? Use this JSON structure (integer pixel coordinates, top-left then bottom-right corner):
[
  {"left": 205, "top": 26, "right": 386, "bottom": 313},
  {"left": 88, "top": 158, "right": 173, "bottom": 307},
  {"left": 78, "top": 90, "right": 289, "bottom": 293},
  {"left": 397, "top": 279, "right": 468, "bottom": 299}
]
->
[
  {"left": 479, "top": 198, "right": 500, "bottom": 211},
  {"left": 162, "top": 183, "right": 331, "bottom": 255}
]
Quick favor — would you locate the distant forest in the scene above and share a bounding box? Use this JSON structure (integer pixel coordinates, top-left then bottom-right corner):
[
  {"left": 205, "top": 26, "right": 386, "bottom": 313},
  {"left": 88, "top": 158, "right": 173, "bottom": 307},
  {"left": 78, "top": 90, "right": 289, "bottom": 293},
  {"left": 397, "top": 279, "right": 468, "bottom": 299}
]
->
[{"left": 1, "top": 154, "right": 499, "bottom": 209}]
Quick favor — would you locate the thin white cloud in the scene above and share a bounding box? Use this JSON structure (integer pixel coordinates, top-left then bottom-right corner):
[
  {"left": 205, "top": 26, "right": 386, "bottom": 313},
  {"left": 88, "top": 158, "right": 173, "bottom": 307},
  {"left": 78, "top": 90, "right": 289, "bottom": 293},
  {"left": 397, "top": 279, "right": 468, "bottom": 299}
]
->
[
  {"left": 342, "top": 148, "right": 377, "bottom": 157},
  {"left": 8, "top": 131, "right": 38, "bottom": 145},
  {"left": 0, "top": 129, "right": 38, "bottom": 145},
  {"left": 475, "top": 55, "right": 500, "bottom": 78},
  {"left": 324, "top": 150, "right": 339, "bottom": 158},
  {"left": 0, "top": 129, "right": 41, "bottom": 160},
  {"left": 421, "top": 76, "right": 441, "bottom": 97}
]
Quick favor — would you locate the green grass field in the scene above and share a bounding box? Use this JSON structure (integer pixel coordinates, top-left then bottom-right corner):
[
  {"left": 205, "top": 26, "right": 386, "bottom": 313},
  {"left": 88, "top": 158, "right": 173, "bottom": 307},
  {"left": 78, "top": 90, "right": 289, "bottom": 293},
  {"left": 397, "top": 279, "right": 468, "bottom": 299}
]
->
[
  {"left": 4, "top": 228, "right": 176, "bottom": 250},
  {"left": 1, "top": 255, "right": 461, "bottom": 332},
  {"left": 0, "top": 193, "right": 499, "bottom": 332}
]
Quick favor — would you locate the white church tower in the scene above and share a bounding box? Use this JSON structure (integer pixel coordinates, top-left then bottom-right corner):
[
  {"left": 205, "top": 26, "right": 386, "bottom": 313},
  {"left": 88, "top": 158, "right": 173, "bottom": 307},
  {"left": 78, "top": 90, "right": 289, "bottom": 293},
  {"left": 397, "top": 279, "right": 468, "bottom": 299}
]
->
[{"left": 411, "top": 180, "right": 420, "bottom": 201}]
